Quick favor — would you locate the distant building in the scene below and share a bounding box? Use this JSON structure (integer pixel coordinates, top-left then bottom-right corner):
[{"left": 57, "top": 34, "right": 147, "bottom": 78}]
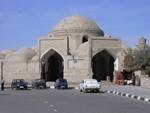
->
[{"left": 134, "top": 37, "right": 149, "bottom": 51}]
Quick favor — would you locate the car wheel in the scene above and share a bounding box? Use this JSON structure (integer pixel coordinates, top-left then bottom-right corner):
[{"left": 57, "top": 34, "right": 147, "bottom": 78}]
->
[
  {"left": 41, "top": 85, "right": 44, "bottom": 89},
  {"left": 99, "top": 89, "right": 101, "bottom": 93},
  {"left": 44, "top": 86, "right": 46, "bottom": 89},
  {"left": 96, "top": 89, "right": 99, "bottom": 93}
]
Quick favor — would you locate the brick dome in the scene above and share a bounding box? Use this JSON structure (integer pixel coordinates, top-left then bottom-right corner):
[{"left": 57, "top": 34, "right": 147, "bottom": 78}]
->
[{"left": 52, "top": 15, "right": 104, "bottom": 36}]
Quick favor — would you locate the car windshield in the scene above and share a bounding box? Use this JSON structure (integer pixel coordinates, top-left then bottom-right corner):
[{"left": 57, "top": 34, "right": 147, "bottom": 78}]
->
[
  {"left": 16, "top": 79, "right": 25, "bottom": 83},
  {"left": 57, "top": 79, "right": 67, "bottom": 83},
  {"left": 85, "top": 80, "right": 97, "bottom": 84}
]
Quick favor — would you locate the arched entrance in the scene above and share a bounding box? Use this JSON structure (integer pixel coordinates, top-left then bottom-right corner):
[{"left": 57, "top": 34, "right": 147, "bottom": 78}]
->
[
  {"left": 41, "top": 49, "right": 64, "bottom": 82},
  {"left": 92, "top": 50, "right": 115, "bottom": 82}
]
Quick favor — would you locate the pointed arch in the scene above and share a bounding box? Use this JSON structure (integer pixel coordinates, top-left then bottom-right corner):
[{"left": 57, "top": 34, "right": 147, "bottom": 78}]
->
[
  {"left": 93, "top": 49, "right": 116, "bottom": 60},
  {"left": 41, "top": 48, "right": 64, "bottom": 61},
  {"left": 41, "top": 48, "right": 64, "bottom": 81},
  {"left": 92, "top": 49, "right": 115, "bottom": 82}
]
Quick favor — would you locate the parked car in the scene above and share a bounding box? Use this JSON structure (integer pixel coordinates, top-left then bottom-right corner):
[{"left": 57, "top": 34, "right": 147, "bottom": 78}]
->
[
  {"left": 124, "top": 80, "right": 133, "bottom": 85},
  {"left": 79, "top": 79, "right": 101, "bottom": 93},
  {"left": 11, "top": 79, "right": 28, "bottom": 90},
  {"left": 54, "top": 78, "right": 68, "bottom": 89},
  {"left": 32, "top": 79, "right": 46, "bottom": 89}
]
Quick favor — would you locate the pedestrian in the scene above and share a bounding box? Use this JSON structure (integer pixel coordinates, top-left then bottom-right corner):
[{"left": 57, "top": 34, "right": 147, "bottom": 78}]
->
[{"left": 1, "top": 79, "right": 4, "bottom": 91}]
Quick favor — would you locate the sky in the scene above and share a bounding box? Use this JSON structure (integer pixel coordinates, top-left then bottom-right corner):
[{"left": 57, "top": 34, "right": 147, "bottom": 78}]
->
[{"left": 0, "top": 0, "right": 150, "bottom": 51}]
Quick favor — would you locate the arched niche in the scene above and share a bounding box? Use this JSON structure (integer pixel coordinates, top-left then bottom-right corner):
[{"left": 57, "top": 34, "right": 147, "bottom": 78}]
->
[
  {"left": 41, "top": 49, "right": 64, "bottom": 81},
  {"left": 92, "top": 50, "right": 115, "bottom": 82}
]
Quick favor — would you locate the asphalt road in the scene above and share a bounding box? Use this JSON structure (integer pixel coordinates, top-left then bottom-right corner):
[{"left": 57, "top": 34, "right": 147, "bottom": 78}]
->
[{"left": 0, "top": 89, "right": 150, "bottom": 113}]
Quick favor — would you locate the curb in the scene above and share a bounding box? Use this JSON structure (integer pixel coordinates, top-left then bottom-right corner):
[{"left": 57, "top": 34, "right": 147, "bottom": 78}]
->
[
  {"left": 49, "top": 86, "right": 79, "bottom": 89},
  {"left": 104, "top": 90, "right": 150, "bottom": 103}
]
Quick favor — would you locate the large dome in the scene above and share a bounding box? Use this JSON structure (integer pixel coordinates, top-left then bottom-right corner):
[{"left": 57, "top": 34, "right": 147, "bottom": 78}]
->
[{"left": 52, "top": 15, "right": 104, "bottom": 36}]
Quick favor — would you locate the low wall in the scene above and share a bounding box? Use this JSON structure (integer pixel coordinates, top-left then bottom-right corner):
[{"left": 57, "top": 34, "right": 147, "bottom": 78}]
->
[
  {"left": 3, "top": 61, "right": 40, "bottom": 84},
  {"left": 141, "top": 76, "right": 150, "bottom": 89}
]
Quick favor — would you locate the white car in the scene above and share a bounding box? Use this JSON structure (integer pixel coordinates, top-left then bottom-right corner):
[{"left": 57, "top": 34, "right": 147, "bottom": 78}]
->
[{"left": 79, "top": 79, "right": 101, "bottom": 93}]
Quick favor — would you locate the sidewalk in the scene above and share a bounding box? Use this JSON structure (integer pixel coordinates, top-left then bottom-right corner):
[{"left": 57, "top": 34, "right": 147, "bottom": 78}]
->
[{"left": 101, "top": 82, "right": 150, "bottom": 103}]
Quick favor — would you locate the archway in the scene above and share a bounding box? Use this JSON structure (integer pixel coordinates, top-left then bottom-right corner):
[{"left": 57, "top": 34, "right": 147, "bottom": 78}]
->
[
  {"left": 41, "top": 49, "right": 64, "bottom": 82},
  {"left": 92, "top": 50, "right": 115, "bottom": 82},
  {"left": 82, "top": 35, "right": 88, "bottom": 43}
]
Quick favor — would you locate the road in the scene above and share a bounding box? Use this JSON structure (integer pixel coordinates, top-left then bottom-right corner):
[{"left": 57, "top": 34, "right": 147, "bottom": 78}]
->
[{"left": 0, "top": 89, "right": 150, "bottom": 113}]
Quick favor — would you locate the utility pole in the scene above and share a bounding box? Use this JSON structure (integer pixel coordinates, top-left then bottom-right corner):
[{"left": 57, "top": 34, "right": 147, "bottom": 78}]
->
[{"left": 0, "top": 61, "right": 4, "bottom": 91}]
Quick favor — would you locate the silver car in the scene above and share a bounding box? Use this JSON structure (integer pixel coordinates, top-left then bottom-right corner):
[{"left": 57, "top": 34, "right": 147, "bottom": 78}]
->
[{"left": 79, "top": 79, "right": 101, "bottom": 93}]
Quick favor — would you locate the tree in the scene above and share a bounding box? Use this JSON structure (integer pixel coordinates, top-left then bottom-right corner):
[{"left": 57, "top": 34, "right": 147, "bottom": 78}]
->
[
  {"left": 133, "top": 46, "right": 150, "bottom": 76},
  {"left": 124, "top": 54, "right": 135, "bottom": 72},
  {"left": 124, "top": 46, "right": 150, "bottom": 76}
]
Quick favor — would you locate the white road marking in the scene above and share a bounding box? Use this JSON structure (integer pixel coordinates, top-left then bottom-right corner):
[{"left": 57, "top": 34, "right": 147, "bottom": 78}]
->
[
  {"left": 54, "top": 109, "right": 58, "bottom": 112},
  {"left": 44, "top": 101, "right": 48, "bottom": 104},
  {"left": 49, "top": 104, "right": 54, "bottom": 107}
]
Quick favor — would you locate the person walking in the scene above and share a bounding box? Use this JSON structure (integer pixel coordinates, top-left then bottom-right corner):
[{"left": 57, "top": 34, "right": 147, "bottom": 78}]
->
[{"left": 1, "top": 79, "right": 4, "bottom": 91}]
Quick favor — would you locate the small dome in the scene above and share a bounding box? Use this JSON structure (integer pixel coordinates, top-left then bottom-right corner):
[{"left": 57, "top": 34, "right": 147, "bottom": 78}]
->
[
  {"left": 52, "top": 15, "right": 104, "bottom": 36},
  {"left": 16, "top": 48, "right": 36, "bottom": 60},
  {"left": 0, "top": 53, "right": 5, "bottom": 59},
  {"left": 1, "top": 49, "right": 16, "bottom": 58},
  {"left": 31, "top": 55, "right": 39, "bottom": 61},
  {"left": 6, "top": 48, "right": 37, "bottom": 62}
]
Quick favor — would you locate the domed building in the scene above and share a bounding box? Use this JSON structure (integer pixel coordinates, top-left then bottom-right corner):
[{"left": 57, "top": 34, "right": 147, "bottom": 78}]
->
[
  {"left": 39, "top": 15, "right": 121, "bottom": 83},
  {"left": 0, "top": 15, "right": 122, "bottom": 84}
]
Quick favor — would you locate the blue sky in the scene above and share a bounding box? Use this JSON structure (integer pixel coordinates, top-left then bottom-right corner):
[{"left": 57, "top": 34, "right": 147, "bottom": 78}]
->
[{"left": 0, "top": 0, "right": 150, "bottom": 50}]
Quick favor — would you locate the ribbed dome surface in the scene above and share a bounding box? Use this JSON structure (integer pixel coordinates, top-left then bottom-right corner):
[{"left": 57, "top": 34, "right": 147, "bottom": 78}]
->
[{"left": 53, "top": 15, "right": 104, "bottom": 36}]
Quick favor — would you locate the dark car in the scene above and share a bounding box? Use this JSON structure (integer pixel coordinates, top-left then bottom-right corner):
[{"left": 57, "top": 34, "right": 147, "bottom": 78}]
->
[
  {"left": 11, "top": 79, "right": 28, "bottom": 90},
  {"left": 54, "top": 78, "right": 68, "bottom": 89},
  {"left": 32, "top": 79, "right": 46, "bottom": 89}
]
